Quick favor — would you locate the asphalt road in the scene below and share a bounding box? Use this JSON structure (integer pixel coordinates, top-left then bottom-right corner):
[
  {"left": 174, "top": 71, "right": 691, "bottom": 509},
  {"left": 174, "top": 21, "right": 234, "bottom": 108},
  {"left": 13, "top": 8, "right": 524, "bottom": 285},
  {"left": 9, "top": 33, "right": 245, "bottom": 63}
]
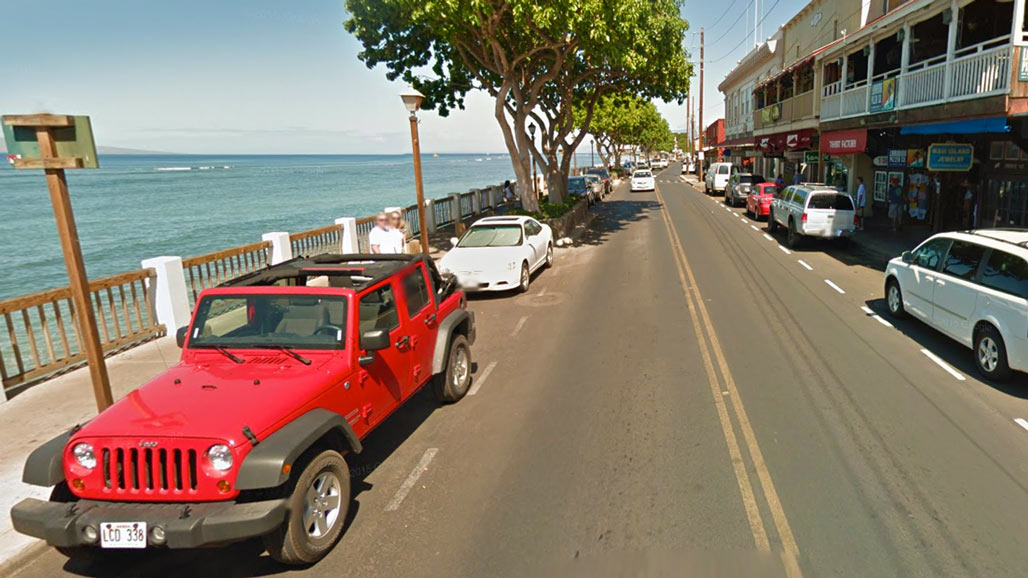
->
[{"left": 11, "top": 164, "right": 1028, "bottom": 578}]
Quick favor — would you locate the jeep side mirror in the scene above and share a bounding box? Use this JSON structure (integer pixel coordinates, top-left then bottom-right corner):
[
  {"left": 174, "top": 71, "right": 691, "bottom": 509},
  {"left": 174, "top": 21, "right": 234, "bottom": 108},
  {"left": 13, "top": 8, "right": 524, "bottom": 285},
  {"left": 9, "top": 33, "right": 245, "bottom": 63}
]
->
[
  {"left": 176, "top": 326, "right": 189, "bottom": 348},
  {"left": 360, "top": 329, "right": 390, "bottom": 351},
  {"left": 901, "top": 251, "right": 913, "bottom": 264},
  {"left": 450, "top": 237, "right": 459, "bottom": 247}
]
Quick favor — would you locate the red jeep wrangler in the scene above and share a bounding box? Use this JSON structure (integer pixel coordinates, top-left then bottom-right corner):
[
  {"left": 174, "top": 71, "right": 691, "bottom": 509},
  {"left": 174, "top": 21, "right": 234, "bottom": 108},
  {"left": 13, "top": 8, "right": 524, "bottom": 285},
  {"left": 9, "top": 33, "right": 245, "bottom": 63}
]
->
[{"left": 11, "top": 254, "right": 475, "bottom": 564}]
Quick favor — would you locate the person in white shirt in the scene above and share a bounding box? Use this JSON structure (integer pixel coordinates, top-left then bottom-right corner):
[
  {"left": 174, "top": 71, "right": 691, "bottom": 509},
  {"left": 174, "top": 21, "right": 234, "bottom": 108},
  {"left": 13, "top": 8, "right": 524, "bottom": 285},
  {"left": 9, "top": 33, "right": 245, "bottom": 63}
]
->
[
  {"left": 388, "top": 210, "right": 407, "bottom": 254},
  {"left": 368, "top": 213, "right": 392, "bottom": 254},
  {"left": 855, "top": 176, "right": 867, "bottom": 231}
]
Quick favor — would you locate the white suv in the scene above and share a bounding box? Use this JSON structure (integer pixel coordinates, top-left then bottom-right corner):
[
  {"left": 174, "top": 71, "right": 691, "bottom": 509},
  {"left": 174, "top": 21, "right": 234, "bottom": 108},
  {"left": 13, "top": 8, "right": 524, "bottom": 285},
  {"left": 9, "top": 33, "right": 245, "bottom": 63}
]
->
[
  {"left": 767, "top": 184, "right": 856, "bottom": 248},
  {"left": 885, "top": 230, "right": 1028, "bottom": 380},
  {"left": 703, "top": 162, "right": 733, "bottom": 194},
  {"left": 630, "top": 169, "right": 655, "bottom": 192}
]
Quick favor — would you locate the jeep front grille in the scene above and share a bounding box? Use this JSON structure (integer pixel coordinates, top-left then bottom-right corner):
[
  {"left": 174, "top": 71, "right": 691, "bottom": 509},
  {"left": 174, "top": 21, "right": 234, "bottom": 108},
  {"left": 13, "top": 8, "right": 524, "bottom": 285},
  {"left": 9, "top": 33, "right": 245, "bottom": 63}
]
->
[{"left": 101, "top": 446, "right": 198, "bottom": 492}]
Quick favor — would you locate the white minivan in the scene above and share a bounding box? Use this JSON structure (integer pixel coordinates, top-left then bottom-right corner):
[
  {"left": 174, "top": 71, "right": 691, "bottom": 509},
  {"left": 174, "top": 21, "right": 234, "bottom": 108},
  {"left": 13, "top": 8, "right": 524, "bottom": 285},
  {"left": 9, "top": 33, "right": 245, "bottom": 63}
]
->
[
  {"left": 704, "top": 162, "right": 734, "bottom": 194},
  {"left": 767, "top": 184, "right": 856, "bottom": 248},
  {"left": 885, "top": 230, "right": 1028, "bottom": 380}
]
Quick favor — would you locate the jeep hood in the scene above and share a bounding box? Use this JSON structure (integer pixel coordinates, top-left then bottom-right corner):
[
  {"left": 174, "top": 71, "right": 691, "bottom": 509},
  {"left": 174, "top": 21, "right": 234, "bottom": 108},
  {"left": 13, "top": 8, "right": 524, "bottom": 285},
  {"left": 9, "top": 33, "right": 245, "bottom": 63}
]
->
[{"left": 75, "top": 354, "right": 348, "bottom": 447}]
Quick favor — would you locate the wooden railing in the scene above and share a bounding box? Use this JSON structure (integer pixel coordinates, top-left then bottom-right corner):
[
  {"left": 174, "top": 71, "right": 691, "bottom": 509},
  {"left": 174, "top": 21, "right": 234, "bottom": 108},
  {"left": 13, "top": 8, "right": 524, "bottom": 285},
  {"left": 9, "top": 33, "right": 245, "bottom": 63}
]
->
[
  {"left": 182, "top": 241, "right": 270, "bottom": 305},
  {"left": 355, "top": 216, "right": 376, "bottom": 253},
  {"left": 290, "top": 224, "right": 342, "bottom": 258},
  {"left": 1, "top": 268, "right": 164, "bottom": 392}
]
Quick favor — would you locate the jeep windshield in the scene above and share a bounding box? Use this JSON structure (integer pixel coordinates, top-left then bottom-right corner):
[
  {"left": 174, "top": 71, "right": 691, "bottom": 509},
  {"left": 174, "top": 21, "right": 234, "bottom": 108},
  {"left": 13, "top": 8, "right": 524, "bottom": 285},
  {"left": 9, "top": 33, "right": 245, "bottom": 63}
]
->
[
  {"left": 457, "top": 224, "right": 523, "bottom": 248},
  {"left": 188, "top": 294, "right": 347, "bottom": 350}
]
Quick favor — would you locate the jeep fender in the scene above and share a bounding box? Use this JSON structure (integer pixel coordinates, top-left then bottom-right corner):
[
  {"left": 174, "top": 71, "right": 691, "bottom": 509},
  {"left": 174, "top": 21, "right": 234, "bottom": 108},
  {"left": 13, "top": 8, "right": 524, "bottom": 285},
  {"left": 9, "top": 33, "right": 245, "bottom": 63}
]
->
[
  {"left": 432, "top": 309, "right": 476, "bottom": 375},
  {"left": 23, "top": 430, "right": 73, "bottom": 487},
  {"left": 234, "top": 409, "right": 362, "bottom": 491}
]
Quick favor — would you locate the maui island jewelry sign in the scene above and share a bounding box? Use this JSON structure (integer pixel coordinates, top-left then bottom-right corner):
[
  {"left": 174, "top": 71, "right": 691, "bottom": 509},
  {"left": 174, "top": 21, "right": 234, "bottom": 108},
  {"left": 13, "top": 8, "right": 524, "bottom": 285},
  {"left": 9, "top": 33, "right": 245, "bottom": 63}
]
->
[{"left": 927, "top": 143, "right": 974, "bottom": 171}]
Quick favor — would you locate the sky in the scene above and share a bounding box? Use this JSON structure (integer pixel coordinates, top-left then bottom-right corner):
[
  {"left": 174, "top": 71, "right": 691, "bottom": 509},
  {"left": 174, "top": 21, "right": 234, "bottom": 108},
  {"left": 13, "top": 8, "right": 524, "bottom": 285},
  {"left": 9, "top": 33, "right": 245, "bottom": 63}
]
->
[{"left": 1, "top": 0, "right": 808, "bottom": 154}]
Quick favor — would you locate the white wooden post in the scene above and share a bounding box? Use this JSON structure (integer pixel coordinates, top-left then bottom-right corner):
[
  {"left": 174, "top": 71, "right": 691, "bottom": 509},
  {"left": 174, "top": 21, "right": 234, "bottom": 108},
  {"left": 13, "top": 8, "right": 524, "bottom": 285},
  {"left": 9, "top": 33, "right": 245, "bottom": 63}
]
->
[
  {"left": 449, "top": 193, "right": 462, "bottom": 224},
  {"left": 898, "top": 24, "right": 911, "bottom": 106},
  {"left": 141, "top": 256, "right": 192, "bottom": 332},
  {"left": 866, "top": 41, "right": 875, "bottom": 115},
  {"left": 335, "top": 217, "right": 358, "bottom": 253},
  {"left": 471, "top": 189, "right": 482, "bottom": 214},
  {"left": 943, "top": 0, "right": 959, "bottom": 99},
  {"left": 424, "top": 199, "right": 437, "bottom": 234},
  {"left": 261, "top": 232, "right": 293, "bottom": 265}
]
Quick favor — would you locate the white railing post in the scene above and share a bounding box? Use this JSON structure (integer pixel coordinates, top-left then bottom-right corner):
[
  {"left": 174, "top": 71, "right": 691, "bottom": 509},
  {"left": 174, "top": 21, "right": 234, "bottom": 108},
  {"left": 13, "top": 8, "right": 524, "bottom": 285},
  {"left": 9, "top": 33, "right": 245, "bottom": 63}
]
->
[
  {"left": 449, "top": 193, "right": 462, "bottom": 224},
  {"left": 335, "top": 217, "right": 358, "bottom": 253},
  {"left": 471, "top": 188, "right": 482, "bottom": 214},
  {"left": 141, "top": 256, "right": 192, "bottom": 332},
  {"left": 261, "top": 232, "right": 293, "bottom": 265},
  {"left": 424, "top": 199, "right": 437, "bottom": 234},
  {"left": 944, "top": 0, "right": 959, "bottom": 99}
]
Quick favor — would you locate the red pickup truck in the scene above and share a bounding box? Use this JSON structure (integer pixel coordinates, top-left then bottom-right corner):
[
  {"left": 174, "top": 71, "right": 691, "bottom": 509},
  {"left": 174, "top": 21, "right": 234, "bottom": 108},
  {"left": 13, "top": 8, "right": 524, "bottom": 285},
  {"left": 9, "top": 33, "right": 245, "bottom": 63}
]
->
[{"left": 12, "top": 254, "right": 475, "bottom": 565}]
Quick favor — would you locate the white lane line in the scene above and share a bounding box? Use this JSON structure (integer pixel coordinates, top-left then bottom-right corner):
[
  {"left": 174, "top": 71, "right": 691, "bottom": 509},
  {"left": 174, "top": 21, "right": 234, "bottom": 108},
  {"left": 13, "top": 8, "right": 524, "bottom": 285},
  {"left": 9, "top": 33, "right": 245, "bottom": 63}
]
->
[
  {"left": 740, "top": 217, "right": 748, "bottom": 223},
  {"left": 860, "top": 305, "right": 894, "bottom": 328},
  {"left": 919, "top": 348, "right": 966, "bottom": 381},
  {"left": 824, "top": 279, "right": 846, "bottom": 294},
  {"left": 762, "top": 234, "right": 774, "bottom": 242},
  {"left": 778, "top": 246, "right": 792, "bottom": 255},
  {"left": 468, "top": 361, "right": 498, "bottom": 396},
  {"left": 797, "top": 259, "right": 813, "bottom": 271},
  {"left": 385, "top": 448, "right": 439, "bottom": 511},
  {"left": 751, "top": 225, "right": 760, "bottom": 231},
  {"left": 511, "top": 315, "right": 528, "bottom": 336},
  {"left": 1014, "top": 418, "right": 1028, "bottom": 433}
]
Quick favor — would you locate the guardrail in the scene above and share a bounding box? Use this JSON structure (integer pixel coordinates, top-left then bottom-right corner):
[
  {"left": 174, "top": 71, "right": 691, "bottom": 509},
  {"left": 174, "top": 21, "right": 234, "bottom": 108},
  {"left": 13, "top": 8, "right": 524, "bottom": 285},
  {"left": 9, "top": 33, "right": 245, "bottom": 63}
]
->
[
  {"left": 181, "top": 241, "right": 270, "bottom": 306},
  {"left": 1, "top": 268, "right": 164, "bottom": 393},
  {"left": 459, "top": 192, "right": 475, "bottom": 217},
  {"left": 290, "top": 224, "right": 342, "bottom": 258},
  {"left": 355, "top": 216, "right": 376, "bottom": 253},
  {"left": 435, "top": 197, "right": 454, "bottom": 226}
]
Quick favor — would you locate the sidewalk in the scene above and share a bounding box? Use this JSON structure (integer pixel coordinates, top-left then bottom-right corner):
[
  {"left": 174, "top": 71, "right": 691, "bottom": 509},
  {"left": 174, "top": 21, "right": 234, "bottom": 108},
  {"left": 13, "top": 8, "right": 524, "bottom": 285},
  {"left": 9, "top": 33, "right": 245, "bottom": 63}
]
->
[
  {"left": 848, "top": 218, "right": 931, "bottom": 269},
  {"left": 0, "top": 335, "right": 182, "bottom": 571}
]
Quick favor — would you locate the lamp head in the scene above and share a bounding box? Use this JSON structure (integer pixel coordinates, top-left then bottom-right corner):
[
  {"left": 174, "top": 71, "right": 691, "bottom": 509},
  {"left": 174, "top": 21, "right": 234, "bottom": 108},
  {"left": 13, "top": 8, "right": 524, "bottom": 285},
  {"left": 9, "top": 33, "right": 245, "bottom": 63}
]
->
[
  {"left": 400, "top": 87, "right": 425, "bottom": 114},
  {"left": 529, "top": 123, "right": 536, "bottom": 137}
]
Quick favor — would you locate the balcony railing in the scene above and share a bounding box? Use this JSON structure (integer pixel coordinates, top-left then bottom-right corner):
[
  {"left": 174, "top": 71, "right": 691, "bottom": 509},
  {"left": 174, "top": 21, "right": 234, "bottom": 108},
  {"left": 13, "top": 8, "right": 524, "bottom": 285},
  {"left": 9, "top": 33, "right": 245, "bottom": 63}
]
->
[
  {"left": 821, "top": 38, "right": 1012, "bottom": 121},
  {"left": 753, "top": 90, "right": 816, "bottom": 131}
]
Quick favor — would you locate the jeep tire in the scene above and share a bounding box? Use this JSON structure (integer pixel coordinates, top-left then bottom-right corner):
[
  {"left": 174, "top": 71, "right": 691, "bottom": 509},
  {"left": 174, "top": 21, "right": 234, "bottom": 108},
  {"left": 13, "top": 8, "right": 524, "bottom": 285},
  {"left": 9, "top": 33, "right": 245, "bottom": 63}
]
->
[
  {"left": 264, "top": 449, "right": 350, "bottom": 565},
  {"left": 434, "top": 334, "right": 472, "bottom": 403}
]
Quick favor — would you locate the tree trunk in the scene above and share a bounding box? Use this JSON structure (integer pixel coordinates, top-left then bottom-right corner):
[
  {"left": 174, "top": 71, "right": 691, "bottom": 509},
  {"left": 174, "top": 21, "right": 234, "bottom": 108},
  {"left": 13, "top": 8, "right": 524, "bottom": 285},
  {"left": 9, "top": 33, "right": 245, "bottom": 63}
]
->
[{"left": 543, "top": 158, "right": 567, "bottom": 205}]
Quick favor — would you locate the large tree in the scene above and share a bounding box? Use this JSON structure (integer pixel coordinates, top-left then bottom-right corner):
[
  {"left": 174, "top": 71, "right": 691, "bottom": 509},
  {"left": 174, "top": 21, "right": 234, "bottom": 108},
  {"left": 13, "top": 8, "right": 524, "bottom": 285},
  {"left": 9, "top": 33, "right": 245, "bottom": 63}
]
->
[
  {"left": 345, "top": 0, "right": 691, "bottom": 210},
  {"left": 578, "top": 95, "right": 673, "bottom": 169}
]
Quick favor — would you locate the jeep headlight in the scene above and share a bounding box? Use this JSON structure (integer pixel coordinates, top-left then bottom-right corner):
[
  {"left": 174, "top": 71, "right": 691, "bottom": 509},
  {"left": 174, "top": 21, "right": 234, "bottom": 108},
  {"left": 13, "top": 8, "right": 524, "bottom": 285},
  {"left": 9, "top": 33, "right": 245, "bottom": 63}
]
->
[
  {"left": 206, "top": 444, "right": 233, "bottom": 471},
  {"left": 72, "top": 443, "right": 96, "bottom": 470}
]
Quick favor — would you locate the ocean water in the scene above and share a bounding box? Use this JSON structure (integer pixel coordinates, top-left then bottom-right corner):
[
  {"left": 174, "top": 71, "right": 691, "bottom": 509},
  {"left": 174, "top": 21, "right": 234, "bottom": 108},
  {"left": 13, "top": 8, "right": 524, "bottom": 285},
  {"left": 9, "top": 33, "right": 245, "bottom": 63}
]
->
[{"left": 0, "top": 154, "right": 526, "bottom": 300}]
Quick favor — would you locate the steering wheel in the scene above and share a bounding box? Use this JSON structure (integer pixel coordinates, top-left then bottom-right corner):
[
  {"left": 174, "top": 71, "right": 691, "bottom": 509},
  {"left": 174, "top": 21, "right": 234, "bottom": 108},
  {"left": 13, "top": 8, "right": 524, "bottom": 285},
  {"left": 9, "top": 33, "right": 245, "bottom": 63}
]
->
[{"left": 314, "top": 324, "right": 345, "bottom": 338}]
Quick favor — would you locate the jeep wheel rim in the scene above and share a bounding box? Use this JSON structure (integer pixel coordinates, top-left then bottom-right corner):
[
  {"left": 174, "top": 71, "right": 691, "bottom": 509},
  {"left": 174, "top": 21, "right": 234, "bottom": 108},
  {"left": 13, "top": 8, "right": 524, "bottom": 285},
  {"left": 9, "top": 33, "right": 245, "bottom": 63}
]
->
[
  {"left": 978, "top": 337, "right": 999, "bottom": 372},
  {"left": 452, "top": 346, "right": 469, "bottom": 388},
  {"left": 304, "top": 472, "right": 342, "bottom": 539},
  {"left": 887, "top": 285, "right": 900, "bottom": 312}
]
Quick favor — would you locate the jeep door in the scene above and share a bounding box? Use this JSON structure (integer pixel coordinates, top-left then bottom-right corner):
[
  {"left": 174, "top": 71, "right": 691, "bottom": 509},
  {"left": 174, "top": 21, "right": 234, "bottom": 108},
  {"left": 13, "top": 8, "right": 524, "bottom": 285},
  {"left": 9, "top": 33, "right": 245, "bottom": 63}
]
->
[
  {"left": 358, "top": 281, "right": 411, "bottom": 424},
  {"left": 399, "top": 264, "right": 436, "bottom": 394}
]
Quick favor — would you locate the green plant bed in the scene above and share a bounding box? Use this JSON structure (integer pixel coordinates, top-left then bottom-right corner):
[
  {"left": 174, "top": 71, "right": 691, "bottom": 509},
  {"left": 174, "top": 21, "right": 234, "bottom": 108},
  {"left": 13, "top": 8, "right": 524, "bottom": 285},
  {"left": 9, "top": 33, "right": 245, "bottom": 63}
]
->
[{"left": 510, "top": 197, "right": 581, "bottom": 220}]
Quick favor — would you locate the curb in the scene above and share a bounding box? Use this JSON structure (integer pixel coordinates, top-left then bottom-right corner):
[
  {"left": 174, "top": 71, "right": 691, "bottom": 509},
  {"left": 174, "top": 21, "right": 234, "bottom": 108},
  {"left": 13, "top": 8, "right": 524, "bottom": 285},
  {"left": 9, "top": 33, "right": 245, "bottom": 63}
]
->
[{"left": 0, "top": 539, "right": 48, "bottom": 577}]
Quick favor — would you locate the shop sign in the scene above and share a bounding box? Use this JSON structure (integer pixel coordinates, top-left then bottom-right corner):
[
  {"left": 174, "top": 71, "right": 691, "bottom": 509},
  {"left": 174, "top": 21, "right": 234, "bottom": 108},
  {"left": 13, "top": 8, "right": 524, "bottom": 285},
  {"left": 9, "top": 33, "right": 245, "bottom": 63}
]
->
[
  {"left": 785, "top": 129, "right": 813, "bottom": 151},
  {"left": 887, "top": 149, "right": 907, "bottom": 168},
  {"left": 869, "top": 77, "right": 897, "bottom": 113},
  {"left": 821, "top": 129, "right": 867, "bottom": 155},
  {"left": 1020, "top": 47, "right": 1028, "bottom": 82},
  {"left": 906, "top": 149, "right": 925, "bottom": 168},
  {"left": 804, "top": 151, "right": 820, "bottom": 163},
  {"left": 927, "top": 143, "right": 974, "bottom": 171},
  {"left": 872, "top": 155, "right": 889, "bottom": 167},
  {"left": 762, "top": 108, "right": 771, "bottom": 123},
  {"left": 770, "top": 103, "right": 782, "bottom": 121}
]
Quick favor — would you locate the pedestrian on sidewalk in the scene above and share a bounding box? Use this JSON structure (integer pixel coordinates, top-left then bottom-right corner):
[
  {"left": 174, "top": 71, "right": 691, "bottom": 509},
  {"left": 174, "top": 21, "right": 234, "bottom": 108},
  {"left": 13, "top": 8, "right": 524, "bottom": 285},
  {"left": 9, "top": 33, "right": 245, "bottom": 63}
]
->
[
  {"left": 855, "top": 176, "right": 867, "bottom": 231},
  {"left": 961, "top": 179, "right": 976, "bottom": 229},
  {"left": 369, "top": 213, "right": 392, "bottom": 254},
  {"left": 388, "top": 209, "right": 408, "bottom": 254},
  {"left": 775, "top": 174, "right": 785, "bottom": 188},
  {"left": 888, "top": 177, "right": 904, "bottom": 232},
  {"left": 503, "top": 180, "right": 516, "bottom": 203}
]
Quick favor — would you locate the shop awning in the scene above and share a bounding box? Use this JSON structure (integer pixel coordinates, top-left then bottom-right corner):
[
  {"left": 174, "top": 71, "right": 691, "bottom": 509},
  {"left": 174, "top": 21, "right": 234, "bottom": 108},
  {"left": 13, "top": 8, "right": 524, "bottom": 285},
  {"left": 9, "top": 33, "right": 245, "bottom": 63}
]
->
[
  {"left": 755, "top": 129, "right": 815, "bottom": 154},
  {"left": 821, "top": 128, "right": 867, "bottom": 155},
  {"left": 899, "top": 117, "right": 1009, "bottom": 135}
]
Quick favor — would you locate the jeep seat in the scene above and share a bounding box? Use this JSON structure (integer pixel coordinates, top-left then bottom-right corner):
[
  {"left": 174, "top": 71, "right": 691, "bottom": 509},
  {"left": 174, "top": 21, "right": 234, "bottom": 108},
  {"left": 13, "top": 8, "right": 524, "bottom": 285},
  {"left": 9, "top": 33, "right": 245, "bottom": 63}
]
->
[{"left": 274, "top": 302, "right": 330, "bottom": 336}]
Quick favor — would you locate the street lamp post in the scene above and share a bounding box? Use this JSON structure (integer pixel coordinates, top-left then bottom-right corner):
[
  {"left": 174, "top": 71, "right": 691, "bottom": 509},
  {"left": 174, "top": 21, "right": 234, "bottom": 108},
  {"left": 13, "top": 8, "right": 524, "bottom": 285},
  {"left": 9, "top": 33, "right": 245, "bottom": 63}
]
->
[
  {"left": 400, "top": 88, "right": 431, "bottom": 255},
  {"left": 528, "top": 123, "right": 537, "bottom": 199},
  {"left": 590, "top": 138, "right": 594, "bottom": 168}
]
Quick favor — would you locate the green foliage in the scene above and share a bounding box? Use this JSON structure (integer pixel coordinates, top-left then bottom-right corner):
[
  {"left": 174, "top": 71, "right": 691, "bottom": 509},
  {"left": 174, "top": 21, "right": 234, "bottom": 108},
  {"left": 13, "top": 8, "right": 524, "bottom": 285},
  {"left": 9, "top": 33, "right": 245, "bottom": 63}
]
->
[
  {"left": 579, "top": 94, "right": 673, "bottom": 158},
  {"left": 508, "top": 197, "right": 580, "bottom": 220}
]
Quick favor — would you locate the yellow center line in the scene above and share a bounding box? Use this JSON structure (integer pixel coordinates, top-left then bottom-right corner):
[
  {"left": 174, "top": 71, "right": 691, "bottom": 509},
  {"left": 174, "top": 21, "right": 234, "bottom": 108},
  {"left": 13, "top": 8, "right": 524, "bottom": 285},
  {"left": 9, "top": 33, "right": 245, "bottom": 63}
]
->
[{"left": 655, "top": 184, "right": 803, "bottom": 577}]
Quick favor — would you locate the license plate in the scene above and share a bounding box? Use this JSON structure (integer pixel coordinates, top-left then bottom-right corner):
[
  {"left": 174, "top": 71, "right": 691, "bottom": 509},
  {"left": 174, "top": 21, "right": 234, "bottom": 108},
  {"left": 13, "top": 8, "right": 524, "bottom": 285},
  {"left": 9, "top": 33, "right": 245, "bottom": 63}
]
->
[{"left": 100, "top": 522, "right": 147, "bottom": 549}]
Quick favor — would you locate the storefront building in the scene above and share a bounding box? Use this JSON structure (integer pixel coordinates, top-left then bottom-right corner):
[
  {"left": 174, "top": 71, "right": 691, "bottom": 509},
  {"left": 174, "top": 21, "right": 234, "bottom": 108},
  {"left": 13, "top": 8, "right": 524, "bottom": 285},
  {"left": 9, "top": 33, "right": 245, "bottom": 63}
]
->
[
  {"left": 703, "top": 119, "right": 726, "bottom": 164},
  {"left": 718, "top": 31, "right": 783, "bottom": 175},
  {"left": 816, "top": 0, "right": 1027, "bottom": 232}
]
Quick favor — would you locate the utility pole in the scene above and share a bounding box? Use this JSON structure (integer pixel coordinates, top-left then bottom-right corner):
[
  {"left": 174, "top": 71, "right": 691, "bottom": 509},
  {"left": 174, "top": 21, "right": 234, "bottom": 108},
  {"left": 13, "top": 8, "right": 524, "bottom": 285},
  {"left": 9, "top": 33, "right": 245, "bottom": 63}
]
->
[
  {"left": 698, "top": 28, "right": 705, "bottom": 184},
  {"left": 754, "top": 0, "right": 759, "bottom": 48}
]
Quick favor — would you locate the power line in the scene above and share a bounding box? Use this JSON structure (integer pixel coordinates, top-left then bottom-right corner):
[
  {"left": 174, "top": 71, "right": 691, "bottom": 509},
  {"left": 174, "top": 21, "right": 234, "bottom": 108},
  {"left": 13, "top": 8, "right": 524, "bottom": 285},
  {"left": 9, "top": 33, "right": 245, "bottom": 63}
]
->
[
  {"left": 704, "top": 0, "right": 743, "bottom": 35},
  {"left": 708, "top": 0, "right": 783, "bottom": 64},
  {"left": 709, "top": 0, "right": 754, "bottom": 47}
]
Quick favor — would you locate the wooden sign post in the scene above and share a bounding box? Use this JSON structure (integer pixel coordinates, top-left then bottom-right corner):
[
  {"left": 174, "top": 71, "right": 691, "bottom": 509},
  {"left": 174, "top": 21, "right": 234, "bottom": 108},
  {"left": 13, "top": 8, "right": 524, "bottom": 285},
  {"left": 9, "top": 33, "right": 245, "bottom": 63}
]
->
[{"left": 2, "top": 114, "right": 113, "bottom": 411}]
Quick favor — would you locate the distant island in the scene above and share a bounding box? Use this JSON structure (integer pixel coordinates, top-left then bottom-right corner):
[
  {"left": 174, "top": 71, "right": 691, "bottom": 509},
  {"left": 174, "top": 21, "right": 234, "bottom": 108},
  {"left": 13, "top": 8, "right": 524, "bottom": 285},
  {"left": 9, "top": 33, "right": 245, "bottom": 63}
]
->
[{"left": 1, "top": 143, "right": 178, "bottom": 155}]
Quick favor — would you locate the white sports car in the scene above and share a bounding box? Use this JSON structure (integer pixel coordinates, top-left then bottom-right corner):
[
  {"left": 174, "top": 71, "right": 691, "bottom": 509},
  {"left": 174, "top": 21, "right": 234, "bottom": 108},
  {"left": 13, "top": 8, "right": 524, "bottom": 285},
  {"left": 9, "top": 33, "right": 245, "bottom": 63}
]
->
[{"left": 438, "top": 216, "right": 553, "bottom": 293}]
